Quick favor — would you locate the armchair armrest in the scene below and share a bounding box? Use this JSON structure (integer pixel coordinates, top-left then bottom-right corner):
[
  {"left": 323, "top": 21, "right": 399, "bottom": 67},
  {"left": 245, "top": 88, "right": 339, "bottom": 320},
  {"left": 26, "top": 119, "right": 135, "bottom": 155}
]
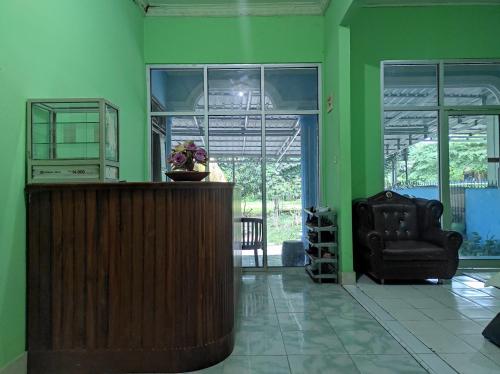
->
[
  {"left": 357, "top": 229, "right": 385, "bottom": 255},
  {"left": 422, "top": 228, "right": 462, "bottom": 253}
]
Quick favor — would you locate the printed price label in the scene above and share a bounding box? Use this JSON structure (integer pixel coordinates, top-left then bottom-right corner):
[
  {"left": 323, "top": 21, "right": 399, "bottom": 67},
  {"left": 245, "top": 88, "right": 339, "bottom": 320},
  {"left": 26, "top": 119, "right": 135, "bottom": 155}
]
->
[{"left": 32, "top": 165, "right": 100, "bottom": 181}]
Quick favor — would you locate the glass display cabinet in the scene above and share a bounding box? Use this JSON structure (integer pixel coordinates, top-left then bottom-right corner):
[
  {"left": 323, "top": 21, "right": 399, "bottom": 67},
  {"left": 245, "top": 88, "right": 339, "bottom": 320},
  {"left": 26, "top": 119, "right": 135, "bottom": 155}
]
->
[{"left": 27, "top": 99, "right": 119, "bottom": 183}]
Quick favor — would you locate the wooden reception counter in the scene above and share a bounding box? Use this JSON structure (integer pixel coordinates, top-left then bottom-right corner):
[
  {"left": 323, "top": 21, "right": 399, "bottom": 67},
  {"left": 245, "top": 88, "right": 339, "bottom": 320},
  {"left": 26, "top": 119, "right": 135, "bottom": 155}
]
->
[{"left": 26, "top": 182, "right": 241, "bottom": 374}]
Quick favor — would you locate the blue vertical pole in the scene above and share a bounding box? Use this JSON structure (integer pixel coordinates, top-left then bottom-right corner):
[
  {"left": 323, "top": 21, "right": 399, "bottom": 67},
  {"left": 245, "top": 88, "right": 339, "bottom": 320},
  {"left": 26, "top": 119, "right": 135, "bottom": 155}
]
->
[{"left": 166, "top": 117, "right": 172, "bottom": 172}]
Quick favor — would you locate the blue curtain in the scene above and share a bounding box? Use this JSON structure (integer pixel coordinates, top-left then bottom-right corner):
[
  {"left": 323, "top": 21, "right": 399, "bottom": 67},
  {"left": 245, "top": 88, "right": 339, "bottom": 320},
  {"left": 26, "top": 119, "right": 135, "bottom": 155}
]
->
[{"left": 300, "top": 116, "right": 319, "bottom": 246}]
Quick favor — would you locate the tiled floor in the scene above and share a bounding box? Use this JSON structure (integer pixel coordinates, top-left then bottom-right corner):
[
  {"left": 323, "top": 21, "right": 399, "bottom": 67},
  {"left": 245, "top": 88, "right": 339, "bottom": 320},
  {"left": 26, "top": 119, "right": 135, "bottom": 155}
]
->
[
  {"left": 348, "top": 274, "right": 500, "bottom": 374},
  {"left": 242, "top": 254, "right": 285, "bottom": 267},
  {"left": 188, "top": 271, "right": 500, "bottom": 373},
  {"left": 192, "top": 271, "right": 428, "bottom": 374}
]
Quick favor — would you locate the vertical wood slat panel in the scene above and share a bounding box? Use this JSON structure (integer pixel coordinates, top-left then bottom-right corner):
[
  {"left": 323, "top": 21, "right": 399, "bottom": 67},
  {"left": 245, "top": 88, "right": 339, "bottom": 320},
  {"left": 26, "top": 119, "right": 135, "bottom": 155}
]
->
[
  {"left": 131, "top": 190, "right": 144, "bottom": 348},
  {"left": 154, "top": 190, "right": 166, "bottom": 347},
  {"left": 164, "top": 190, "right": 175, "bottom": 348},
  {"left": 167, "top": 191, "right": 184, "bottom": 347},
  {"left": 39, "top": 192, "right": 52, "bottom": 348},
  {"left": 143, "top": 190, "right": 155, "bottom": 348},
  {"left": 119, "top": 190, "right": 132, "bottom": 347},
  {"left": 73, "top": 191, "right": 86, "bottom": 348},
  {"left": 61, "top": 190, "right": 74, "bottom": 348},
  {"left": 216, "top": 190, "right": 223, "bottom": 338},
  {"left": 96, "top": 190, "right": 110, "bottom": 349},
  {"left": 193, "top": 189, "right": 203, "bottom": 346},
  {"left": 218, "top": 190, "right": 226, "bottom": 339},
  {"left": 217, "top": 190, "right": 225, "bottom": 339},
  {"left": 108, "top": 190, "right": 120, "bottom": 347},
  {"left": 28, "top": 191, "right": 41, "bottom": 349},
  {"left": 183, "top": 189, "right": 196, "bottom": 345},
  {"left": 51, "top": 191, "right": 63, "bottom": 350},
  {"left": 85, "top": 190, "right": 97, "bottom": 349},
  {"left": 226, "top": 190, "right": 235, "bottom": 334},
  {"left": 200, "top": 189, "right": 210, "bottom": 343},
  {"left": 27, "top": 183, "right": 237, "bottom": 374},
  {"left": 168, "top": 189, "right": 180, "bottom": 346}
]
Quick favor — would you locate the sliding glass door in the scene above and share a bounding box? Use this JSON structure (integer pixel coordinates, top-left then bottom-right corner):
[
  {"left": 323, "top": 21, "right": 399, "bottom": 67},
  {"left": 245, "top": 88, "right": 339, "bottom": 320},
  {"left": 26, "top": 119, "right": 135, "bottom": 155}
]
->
[
  {"left": 383, "top": 64, "right": 440, "bottom": 200},
  {"left": 209, "top": 115, "right": 264, "bottom": 267},
  {"left": 383, "top": 61, "right": 500, "bottom": 261},
  {"left": 148, "top": 64, "right": 320, "bottom": 268},
  {"left": 265, "top": 114, "right": 319, "bottom": 267},
  {"left": 443, "top": 113, "right": 500, "bottom": 257}
]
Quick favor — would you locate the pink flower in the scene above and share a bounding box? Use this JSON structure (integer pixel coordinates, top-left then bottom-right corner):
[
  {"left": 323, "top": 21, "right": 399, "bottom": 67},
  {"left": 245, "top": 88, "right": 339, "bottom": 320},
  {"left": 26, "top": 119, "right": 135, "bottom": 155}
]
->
[
  {"left": 171, "top": 152, "right": 187, "bottom": 166},
  {"left": 194, "top": 148, "right": 207, "bottom": 162},
  {"left": 185, "top": 142, "right": 198, "bottom": 151}
]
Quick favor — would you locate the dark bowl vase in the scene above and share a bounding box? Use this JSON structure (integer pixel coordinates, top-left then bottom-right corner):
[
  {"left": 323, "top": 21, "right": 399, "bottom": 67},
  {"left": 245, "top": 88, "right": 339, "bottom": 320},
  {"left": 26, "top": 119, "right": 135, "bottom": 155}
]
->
[{"left": 165, "top": 171, "right": 210, "bottom": 182}]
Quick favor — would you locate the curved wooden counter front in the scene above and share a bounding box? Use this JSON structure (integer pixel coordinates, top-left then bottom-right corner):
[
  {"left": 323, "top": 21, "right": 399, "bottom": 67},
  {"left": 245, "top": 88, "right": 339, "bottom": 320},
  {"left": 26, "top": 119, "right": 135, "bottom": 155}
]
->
[{"left": 26, "top": 182, "right": 239, "bottom": 374}]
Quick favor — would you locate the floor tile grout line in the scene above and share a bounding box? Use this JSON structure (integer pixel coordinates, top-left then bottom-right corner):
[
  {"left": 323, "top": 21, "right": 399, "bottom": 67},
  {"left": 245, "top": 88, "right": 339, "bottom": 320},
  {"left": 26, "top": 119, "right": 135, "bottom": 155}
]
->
[
  {"left": 319, "top": 300, "right": 358, "bottom": 363},
  {"left": 239, "top": 272, "right": 491, "bottom": 373},
  {"left": 238, "top": 272, "right": 464, "bottom": 373},
  {"left": 343, "top": 285, "right": 459, "bottom": 374},
  {"left": 356, "top": 276, "right": 500, "bottom": 371},
  {"left": 272, "top": 274, "right": 364, "bottom": 373},
  {"left": 344, "top": 290, "right": 438, "bottom": 373},
  {"left": 451, "top": 332, "right": 500, "bottom": 367},
  {"left": 268, "top": 282, "right": 292, "bottom": 373},
  {"left": 259, "top": 273, "right": 360, "bottom": 372}
]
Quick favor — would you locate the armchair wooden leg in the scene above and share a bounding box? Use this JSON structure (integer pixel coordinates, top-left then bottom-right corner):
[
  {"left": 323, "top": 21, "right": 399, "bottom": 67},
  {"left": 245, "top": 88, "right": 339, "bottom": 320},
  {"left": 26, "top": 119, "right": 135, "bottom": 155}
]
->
[
  {"left": 380, "top": 279, "right": 385, "bottom": 285},
  {"left": 254, "top": 249, "right": 259, "bottom": 267}
]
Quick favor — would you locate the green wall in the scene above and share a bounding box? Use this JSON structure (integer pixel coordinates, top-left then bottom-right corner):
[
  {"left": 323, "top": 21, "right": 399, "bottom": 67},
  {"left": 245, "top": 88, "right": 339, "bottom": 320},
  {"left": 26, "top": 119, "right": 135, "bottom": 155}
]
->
[
  {"left": 144, "top": 16, "right": 324, "bottom": 63},
  {"left": 350, "top": 6, "right": 500, "bottom": 199},
  {"left": 0, "top": 0, "right": 146, "bottom": 368},
  {"left": 4, "top": 2, "right": 500, "bottom": 369},
  {"left": 323, "top": 0, "right": 354, "bottom": 275}
]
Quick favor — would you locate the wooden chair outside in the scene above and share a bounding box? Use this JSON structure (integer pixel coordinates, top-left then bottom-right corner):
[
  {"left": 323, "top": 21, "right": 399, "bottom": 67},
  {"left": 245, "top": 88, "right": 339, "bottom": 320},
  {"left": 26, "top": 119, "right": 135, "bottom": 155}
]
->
[{"left": 241, "top": 217, "right": 263, "bottom": 267}]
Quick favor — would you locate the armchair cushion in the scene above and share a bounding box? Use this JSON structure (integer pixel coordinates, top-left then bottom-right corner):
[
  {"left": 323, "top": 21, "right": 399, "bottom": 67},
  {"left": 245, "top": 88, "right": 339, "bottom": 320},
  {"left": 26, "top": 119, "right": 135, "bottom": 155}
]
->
[
  {"left": 357, "top": 229, "right": 384, "bottom": 254},
  {"left": 352, "top": 191, "right": 462, "bottom": 281},
  {"left": 372, "top": 204, "right": 418, "bottom": 241},
  {"left": 422, "top": 228, "right": 463, "bottom": 252},
  {"left": 383, "top": 240, "right": 448, "bottom": 261}
]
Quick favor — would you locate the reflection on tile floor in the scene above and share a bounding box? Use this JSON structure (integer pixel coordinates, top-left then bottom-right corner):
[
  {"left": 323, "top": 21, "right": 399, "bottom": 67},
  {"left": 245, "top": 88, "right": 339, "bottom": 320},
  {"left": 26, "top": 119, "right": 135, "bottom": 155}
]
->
[
  {"left": 187, "top": 271, "right": 500, "bottom": 373},
  {"left": 242, "top": 255, "right": 306, "bottom": 267},
  {"left": 350, "top": 274, "right": 500, "bottom": 374},
  {"left": 191, "top": 271, "right": 427, "bottom": 374}
]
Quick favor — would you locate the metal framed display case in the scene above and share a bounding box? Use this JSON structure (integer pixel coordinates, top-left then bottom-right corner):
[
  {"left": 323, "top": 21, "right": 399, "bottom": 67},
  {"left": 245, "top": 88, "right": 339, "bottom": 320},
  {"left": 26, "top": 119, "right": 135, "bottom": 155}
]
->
[
  {"left": 304, "top": 207, "right": 338, "bottom": 283},
  {"left": 27, "top": 99, "right": 119, "bottom": 183}
]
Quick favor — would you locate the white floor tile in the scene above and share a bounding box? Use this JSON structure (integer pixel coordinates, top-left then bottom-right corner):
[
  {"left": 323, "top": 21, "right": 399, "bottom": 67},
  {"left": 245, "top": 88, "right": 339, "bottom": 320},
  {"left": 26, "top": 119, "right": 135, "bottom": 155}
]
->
[
  {"left": 437, "top": 319, "right": 484, "bottom": 335},
  {"left": 223, "top": 272, "right": 499, "bottom": 374},
  {"left": 416, "top": 353, "right": 457, "bottom": 374},
  {"left": 440, "top": 352, "right": 500, "bottom": 374}
]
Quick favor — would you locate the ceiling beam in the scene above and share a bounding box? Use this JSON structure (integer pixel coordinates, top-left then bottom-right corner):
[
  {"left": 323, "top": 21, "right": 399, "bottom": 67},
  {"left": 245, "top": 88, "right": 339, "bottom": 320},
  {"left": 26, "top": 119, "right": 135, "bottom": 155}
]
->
[
  {"left": 359, "top": 0, "right": 500, "bottom": 8},
  {"left": 143, "top": 0, "right": 331, "bottom": 17},
  {"left": 133, "top": 0, "right": 148, "bottom": 14},
  {"left": 276, "top": 119, "right": 301, "bottom": 163}
]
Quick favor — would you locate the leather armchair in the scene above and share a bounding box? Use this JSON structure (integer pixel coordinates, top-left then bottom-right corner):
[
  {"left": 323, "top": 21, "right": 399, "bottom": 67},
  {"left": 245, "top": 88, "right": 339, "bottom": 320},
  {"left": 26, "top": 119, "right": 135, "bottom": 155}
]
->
[{"left": 352, "top": 191, "right": 462, "bottom": 282}]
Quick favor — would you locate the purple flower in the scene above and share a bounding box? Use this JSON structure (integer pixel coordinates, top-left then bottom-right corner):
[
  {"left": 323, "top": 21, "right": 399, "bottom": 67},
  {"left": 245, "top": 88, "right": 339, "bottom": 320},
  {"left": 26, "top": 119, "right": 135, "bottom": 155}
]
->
[
  {"left": 194, "top": 148, "right": 207, "bottom": 162},
  {"left": 185, "top": 142, "right": 198, "bottom": 151},
  {"left": 171, "top": 152, "right": 187, "bottom": 166}
]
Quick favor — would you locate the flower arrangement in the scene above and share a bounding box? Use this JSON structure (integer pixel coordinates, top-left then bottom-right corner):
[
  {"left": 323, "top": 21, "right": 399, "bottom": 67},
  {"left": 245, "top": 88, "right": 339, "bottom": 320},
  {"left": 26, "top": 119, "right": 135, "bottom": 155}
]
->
[{"left": 168, "top": 140, "right": 208, "bottom": 172}]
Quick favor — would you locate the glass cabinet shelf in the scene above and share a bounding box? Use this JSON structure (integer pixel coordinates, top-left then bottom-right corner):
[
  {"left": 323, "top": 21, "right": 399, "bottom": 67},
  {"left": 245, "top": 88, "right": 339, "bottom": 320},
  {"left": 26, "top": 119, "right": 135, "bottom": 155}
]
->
[
  {"left": 27, "top": 99, "right": 120, "bottom": 183},
  {"left": 33, "top": 142, "right": 100, "bottom": 145},
  {"left": 33, "top": 121, "right": 100, "bottom": 124}
]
